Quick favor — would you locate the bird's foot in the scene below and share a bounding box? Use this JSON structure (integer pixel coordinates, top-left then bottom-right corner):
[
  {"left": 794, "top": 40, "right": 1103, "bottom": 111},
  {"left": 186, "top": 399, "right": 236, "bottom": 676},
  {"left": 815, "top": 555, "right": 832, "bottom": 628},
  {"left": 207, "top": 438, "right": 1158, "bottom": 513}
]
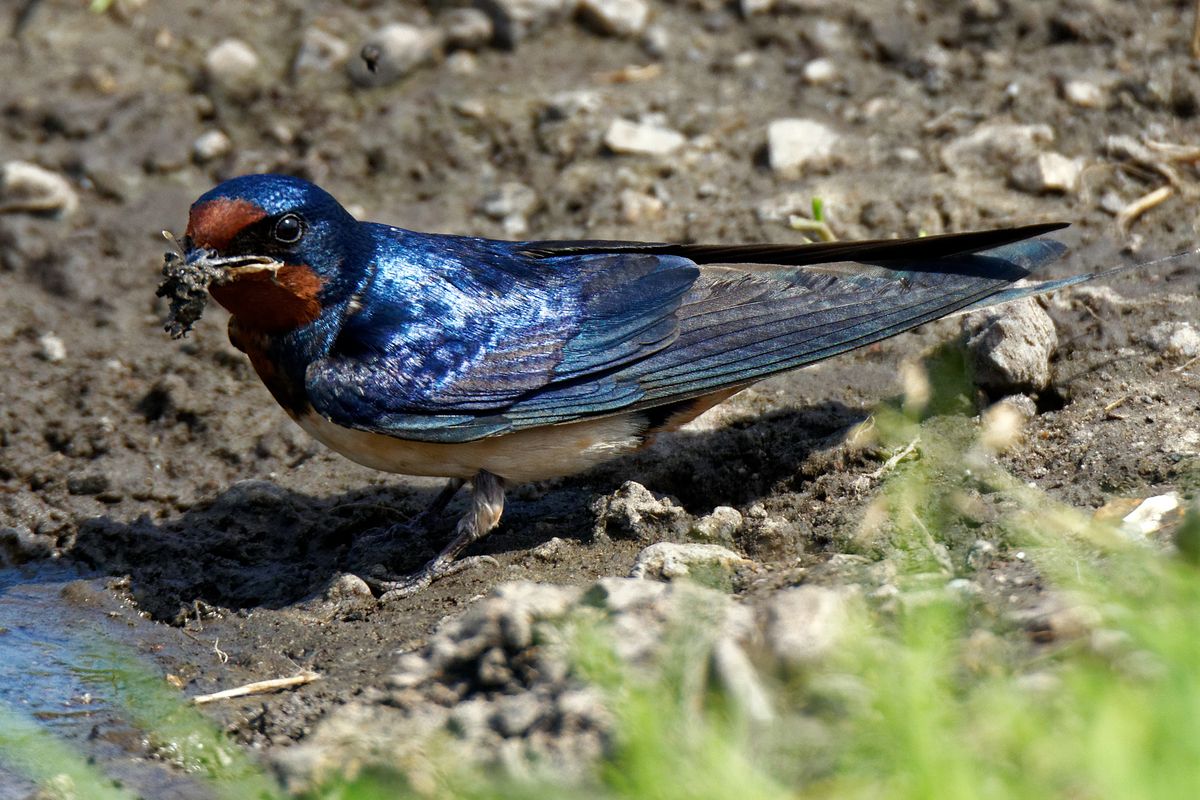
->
[{"left": 366, "top": 554, "right": 500, "bottom": 602}]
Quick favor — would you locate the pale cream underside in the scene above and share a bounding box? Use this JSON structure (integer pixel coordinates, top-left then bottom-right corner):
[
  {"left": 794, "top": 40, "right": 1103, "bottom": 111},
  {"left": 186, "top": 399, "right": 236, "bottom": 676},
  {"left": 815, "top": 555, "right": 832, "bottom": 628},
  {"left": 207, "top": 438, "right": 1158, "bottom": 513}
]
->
[{"left": 295, "top": 410, "right": 646, "bottom": 483}]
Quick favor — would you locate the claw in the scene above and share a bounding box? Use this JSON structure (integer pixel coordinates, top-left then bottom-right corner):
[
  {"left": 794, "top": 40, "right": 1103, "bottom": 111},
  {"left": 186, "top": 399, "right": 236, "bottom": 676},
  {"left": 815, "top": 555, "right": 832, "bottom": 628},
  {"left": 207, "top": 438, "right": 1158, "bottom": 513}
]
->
[{"left": 354, "top": 471, "right": 505, "bottom": 600}]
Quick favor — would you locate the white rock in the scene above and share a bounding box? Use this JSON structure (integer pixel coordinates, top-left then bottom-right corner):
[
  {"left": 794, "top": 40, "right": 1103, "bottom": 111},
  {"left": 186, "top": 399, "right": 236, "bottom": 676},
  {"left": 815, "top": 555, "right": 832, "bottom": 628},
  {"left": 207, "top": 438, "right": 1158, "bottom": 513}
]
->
[
  {"left": 0, "top": 161, "right": 78, "bottom": 217},
  {"left": 629, "top": 542, "right": 753, "bottom": 582},
  {"left": 578, "top": 0, "right": 649, "bottom": 37},
  {"left": 349, "top": 24, "right": 443, "bottom": 87},
  {"left": 294, "top": 26, "right": 351, "bottom": 75},
  {"left": 479, "top": 181, "right": 539, "bottom": 220},
  {"left": 940, "top": 122, "right": 1054, "bottom": 176},
  {"left": 767, "top": 118, "right": 838, "bottom": 178},
  {"left": 690, "top": 506, "right": 743, "bottom": 542},
  {"left": 604, "top": 118, "right": 686, "bottom": 156},
  {"left": 802, "top": 57, "right": 837, "bottom": 85},
  {"left": 204, "top": 38, "right": 260, "bottom": 98},
  {"left": 441, "top": 7, "right": 495, "bottom": 50},
  {"left": 192, "top": 129, "right": 232, "bottom": 163},
  {"left": 37, "top": 333, "right": 66, "bottom": 362},
  {"left": 962, "top": 297, "right": 1058, "bottom": 393},
  {"left": 1012, "top": 151, "right": 1085, "bottom": 194},
  {"left": 739, "top": 0, "right": 774, "bottom": 15},
  {"left": 1120, "top": 493, "right": 1179, "bottom": 541},
  {"left": 763, "top": 586, "right": 849, "bottom": 666},
  {"left": 1140, "top": 321, "right": 1200, "bottom": 358},
  {"left": 618, "top": 189, "right": 664, "bottom": 224},
  {"left": 1063, "top": 79, "right": 1105, "bottom": 108}
]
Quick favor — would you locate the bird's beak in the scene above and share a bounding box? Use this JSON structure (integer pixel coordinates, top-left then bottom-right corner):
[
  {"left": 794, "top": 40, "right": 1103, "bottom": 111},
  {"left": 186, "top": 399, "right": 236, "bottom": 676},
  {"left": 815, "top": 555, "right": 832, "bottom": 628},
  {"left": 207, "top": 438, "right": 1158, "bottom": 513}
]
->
[{"left": 183, "top": 247, "right": 281, "bottom": 282}]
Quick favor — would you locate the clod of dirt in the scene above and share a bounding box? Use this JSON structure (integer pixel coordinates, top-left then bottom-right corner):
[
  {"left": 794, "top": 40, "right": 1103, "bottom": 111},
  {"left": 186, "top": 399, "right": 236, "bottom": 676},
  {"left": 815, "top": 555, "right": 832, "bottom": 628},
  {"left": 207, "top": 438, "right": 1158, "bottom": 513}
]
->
[
  {"left": 155, "top": 249, "right": 226, "bottom": 339},
  {"left": 962, "top": 297, "right": 1058, "bottom": 394},
  {"left": 628, "top": 541, "right": 756, "bottom": 584},
  {"left": 590, "top": 481, "right": 689, "bottom": 542}
]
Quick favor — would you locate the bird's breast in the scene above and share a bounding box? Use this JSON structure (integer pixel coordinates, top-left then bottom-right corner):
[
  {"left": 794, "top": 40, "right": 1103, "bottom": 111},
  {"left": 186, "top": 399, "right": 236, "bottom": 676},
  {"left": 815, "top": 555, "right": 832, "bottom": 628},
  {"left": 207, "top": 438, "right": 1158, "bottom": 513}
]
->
[{"left": 293, "top": 411, "right": 646, "bottom": 483}]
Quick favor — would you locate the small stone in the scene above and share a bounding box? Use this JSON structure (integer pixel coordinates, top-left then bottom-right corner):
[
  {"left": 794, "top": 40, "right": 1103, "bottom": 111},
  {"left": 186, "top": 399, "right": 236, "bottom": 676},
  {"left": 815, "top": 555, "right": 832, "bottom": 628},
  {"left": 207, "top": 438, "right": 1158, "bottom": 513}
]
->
[
  {"left": 940, "top": 122, "right": 1054, "bottom": 176},
  {"left": 294, "top": 26, "right": 351, "bottom": 75},
  {"left": 490, "top": 693, "right": 544, "bottom": 736},
  {"left": 37, "top": 333, "right": 66, "bottom": 362},
  {"left": 476, "top": 0, "right": 577, "bottom": 48},
  {"left": 690, "top": 506, "right": 742, "bottom": 543},
  {"left": 640, "top": 24, "right": 669, "bottom": 58},
  {"left": 966, "top": 539, "right": 997, "bottom": 570},
  {"left": 766, "top": 118, "right": 838, "bottom": 178},
  {"left": 604, "top": 118, "right": 686, "bottom": 156},
  {"left": 530, "top": 537, "right": 566, "bottom": 561},
  {"left": 592, "top": 481, "right": 687, "bottom": 541},
  {"left": 0, "top": 162, "right": 79, "bottom": 217},
  {"left": 204, "top": 38, "right": 261, "bottom": 99},
  {"left": 1011, "top": 152, "right": 1085, "bottom": 194},
  {"left": 349, "top": 24, "right": 443, "bottom": 87},
  {"left": 740, "top": 0, "right": 774, "bottom": 15},
  {"left": 1120, "top": 493, "right": 1180, "bottom": 541},
  {"left": 479, "top": 181, "right": 539, "bottom": 236},
  {"left": 801, "top": 57, "right": 837, "bottom": 85},
  {"left": 618, "top": 189, "right": 664, "bottom": 224},
  {"left": 763, "top": 586, "right": 849, "bottom": 667},
  {"left": 324, "top": 573, "right": 373, "bottom": 603},
  {"left": 1062, "top": 79, "right": 1105, "bottom": 108},
  {"left": 629, "top": 542, "right": 753, "bottom": 583},
  {"left": 1139, "top": 321, "right": 1200, "bottom": 358},
  {"left": 578, "top": 0, "right": 650, "bottom": 37},
  {"left": 962, "top": 297, "right": 1058, "bottom": 394},
  {"left": 441, "top": 8, "right": 495, "bottom": 50},
  {"left": 192, "top": 130, "right": 232, "bottom": 163}
]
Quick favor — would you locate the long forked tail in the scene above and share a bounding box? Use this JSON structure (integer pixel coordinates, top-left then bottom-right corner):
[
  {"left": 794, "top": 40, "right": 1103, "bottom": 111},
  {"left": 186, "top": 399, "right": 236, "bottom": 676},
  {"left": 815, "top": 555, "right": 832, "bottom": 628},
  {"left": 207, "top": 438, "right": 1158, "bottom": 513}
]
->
[{"left": 958, "top": 245, "right": 1200, "bottom": 313}]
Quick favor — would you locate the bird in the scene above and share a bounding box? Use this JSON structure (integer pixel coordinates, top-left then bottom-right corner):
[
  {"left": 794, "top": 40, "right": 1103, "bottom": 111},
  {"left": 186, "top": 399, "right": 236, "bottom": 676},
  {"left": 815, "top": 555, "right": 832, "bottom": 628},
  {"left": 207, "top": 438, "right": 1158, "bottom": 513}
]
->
[{"left": 177, "top": 173, "right": 1097, "bottom": 600}]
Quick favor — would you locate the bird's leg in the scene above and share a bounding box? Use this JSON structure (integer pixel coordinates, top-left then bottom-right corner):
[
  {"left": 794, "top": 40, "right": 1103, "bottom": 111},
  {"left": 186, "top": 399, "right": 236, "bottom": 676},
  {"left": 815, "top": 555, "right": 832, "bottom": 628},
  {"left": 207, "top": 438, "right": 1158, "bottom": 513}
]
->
[
  {"left": 368, "top": 470, "right": 505, "bottom": 602},
  {"left": 348, "top": 477, "right": 465, "bottom": 561}
]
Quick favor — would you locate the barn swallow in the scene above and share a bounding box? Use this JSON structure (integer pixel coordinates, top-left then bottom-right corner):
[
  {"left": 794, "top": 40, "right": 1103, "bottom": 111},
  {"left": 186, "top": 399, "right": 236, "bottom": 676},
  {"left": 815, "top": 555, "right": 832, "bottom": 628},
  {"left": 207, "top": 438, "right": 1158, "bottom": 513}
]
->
[{"left": 179, "top": 173, "right": 1097, "bottom": 600}]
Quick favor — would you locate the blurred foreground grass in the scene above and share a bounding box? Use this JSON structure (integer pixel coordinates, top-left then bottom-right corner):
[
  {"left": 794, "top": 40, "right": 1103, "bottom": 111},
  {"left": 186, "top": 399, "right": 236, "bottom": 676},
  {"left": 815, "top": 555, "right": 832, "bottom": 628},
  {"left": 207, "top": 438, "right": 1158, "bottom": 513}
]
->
[{"left": 5, "top": 356, "right": 1200, "bottom": 799}]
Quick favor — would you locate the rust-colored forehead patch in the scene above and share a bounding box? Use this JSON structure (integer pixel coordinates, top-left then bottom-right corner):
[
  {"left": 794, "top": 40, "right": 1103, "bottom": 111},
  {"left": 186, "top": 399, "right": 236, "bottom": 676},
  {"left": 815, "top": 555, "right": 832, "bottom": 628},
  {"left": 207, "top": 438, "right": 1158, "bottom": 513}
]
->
[{"left": 186, "top": 198, "right": 267, "bottom": 251}]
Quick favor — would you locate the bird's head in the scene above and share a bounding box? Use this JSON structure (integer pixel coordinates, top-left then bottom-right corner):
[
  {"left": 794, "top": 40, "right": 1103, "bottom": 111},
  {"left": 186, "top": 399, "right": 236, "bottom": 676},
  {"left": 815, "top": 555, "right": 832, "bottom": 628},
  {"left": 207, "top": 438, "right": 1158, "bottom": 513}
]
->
[{"left": 184, "top": 174, "right": 363, "bottom": 333}]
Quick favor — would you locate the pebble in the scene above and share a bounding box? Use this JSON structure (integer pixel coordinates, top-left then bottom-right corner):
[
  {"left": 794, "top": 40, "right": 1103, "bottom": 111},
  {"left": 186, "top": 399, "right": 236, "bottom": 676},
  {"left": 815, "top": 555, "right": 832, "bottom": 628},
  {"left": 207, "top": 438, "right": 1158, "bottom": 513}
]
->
[
  {"left": 762, "top": 586, "right": 849, "bottom": 667},
  {"left": 940, "top": 122, "right": 1054, "bottom": 176},
  {"left": 293, "top": 26, "right": 351, "bottom": 75},
  {"left": 604, "top": 118, "right": 686, "bottom": 156},
  {"left": 766, "top": 118, "right": 838, "bottom": 178},
  {"left": 323, "top": 573, "right": 373, "bottom": 603},
  {"left": 204, "top": 38, "right": 261, "bottom": 98},
  {"left": 577, "top": 0, "right": 650, "bottom": 37},
  {"left": 1139, "top": 321, "right": 1200, "bottom": 358},
  {"left": 591, "top": 481, "right": 687, "bottom": 541},
  {"left": 1119, "top": 493, "right": 1180, "bottom": 541},
  {"left": 965, "top": 539, "right": 998, "bottom": 570},
  {"left": 476, "top": 0, "right": 577, "bottom": 48},
  {"left": 1062, "top": 79, "right": 1105, "bottom": 108},
  {"left": 801, "top": 57, "right": 837, "bottom": 85},
  {"left": 479, "top": 181, "right": 539, "bottom": 236},
  {"left": 690, "top": 506, "right": 742, "bottom": 543},
  {"left": 628, "top": 542, "right": 754, "bottom": 583},
  {"left": 192, "top": 129, "right": 232, "bottom": 163},
  {"left": 0, "top": 161, "right": 79, "bottom": 217},
  {"left": 962, "top": 297, "right": 1058, "bottom": 394},
  {"left": 348, "top": 24, "right": 443, "bottom": 87},
  {"left": 37, "top": 332, "right": 66, "bottom": 362},
  {"left": 1011, "top": 151, "right": 1085, "bottom": 194},
  {"left": 618, "top": 189, "right": 664, "bottom": 224},
  {"left": 441, "top": 7, "right": 495, "bottom": 50}
]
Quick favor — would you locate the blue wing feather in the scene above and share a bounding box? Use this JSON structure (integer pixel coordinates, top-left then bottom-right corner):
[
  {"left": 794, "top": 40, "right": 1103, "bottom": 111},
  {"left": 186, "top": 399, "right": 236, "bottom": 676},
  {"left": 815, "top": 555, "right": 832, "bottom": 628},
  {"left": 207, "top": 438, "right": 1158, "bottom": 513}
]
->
[{"left": 305, "top": 229, "right": 1070, "bottom": 443}]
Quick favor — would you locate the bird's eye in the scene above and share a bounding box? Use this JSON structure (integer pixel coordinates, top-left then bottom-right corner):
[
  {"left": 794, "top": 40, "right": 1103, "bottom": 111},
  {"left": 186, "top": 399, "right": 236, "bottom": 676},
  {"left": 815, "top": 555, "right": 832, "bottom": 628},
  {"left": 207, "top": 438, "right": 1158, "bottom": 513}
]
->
[{"left": 273, "top": 213, "right": 304, "bottom": 244}]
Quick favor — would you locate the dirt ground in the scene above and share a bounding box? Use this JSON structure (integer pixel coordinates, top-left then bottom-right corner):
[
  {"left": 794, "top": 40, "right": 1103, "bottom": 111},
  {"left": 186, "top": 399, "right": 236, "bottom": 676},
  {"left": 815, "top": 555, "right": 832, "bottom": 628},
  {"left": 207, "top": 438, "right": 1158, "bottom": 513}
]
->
[{"left": 2, "top": 0, "right": 1200, "bottom": 793}]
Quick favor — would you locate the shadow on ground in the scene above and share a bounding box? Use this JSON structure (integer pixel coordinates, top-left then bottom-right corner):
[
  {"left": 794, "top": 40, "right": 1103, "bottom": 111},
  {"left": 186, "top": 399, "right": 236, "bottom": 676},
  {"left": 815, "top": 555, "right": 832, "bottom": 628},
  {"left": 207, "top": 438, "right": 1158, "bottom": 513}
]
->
[{"left": 66, "top": 401, "right": 864, "bottom": 621}]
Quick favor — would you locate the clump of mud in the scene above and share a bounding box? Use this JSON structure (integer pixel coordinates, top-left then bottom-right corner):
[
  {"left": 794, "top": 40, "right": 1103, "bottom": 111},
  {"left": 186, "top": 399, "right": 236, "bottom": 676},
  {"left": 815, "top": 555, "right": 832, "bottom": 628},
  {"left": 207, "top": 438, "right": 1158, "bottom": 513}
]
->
[{"left": 155, "top": 239, "right": 226, "bottom": 339}]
